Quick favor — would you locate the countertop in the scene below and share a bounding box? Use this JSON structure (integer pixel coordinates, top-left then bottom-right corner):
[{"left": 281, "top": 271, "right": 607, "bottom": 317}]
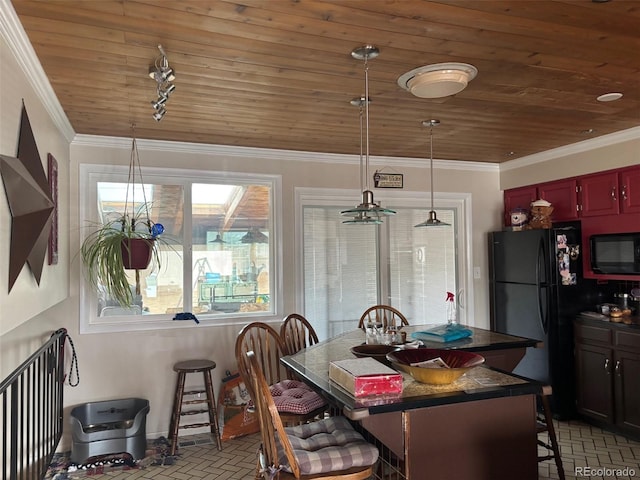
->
[
  {"left": 282, "top": 325, "right": 542, "bottom": 416},
  {"left": 576, "top": 312, "right": 640, "bottom": 329},
  {"left": 406, "top": 324, "right": 539, "bottom": 351}
]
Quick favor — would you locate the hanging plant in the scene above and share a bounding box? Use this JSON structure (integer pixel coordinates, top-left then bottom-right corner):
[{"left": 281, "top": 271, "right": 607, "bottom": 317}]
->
[{"left": 80, "top": 127, "right": 169, "bottom": 308}]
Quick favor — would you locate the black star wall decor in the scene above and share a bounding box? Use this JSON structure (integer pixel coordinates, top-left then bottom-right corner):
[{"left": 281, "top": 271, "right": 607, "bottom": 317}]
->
[{"left": 0, "top": 103, "right": 54, "bottom": 292}]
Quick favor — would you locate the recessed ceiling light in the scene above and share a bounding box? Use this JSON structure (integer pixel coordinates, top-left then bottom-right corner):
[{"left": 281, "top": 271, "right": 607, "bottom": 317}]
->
[
  {"left": 597, "top": 92, "right": 623, "bottom": 102},
  {"left": 581, "top": 128, "right": 595, "bottom": 135}
]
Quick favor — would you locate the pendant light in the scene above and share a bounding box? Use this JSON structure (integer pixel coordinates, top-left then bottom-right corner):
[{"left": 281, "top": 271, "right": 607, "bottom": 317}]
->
[
  {"left": 241, "top": 227, "right": 268, "bottom": 244},
  {"left": 341, "top": 45, "right": 396, "bottom": 224},
  {"left": 415, "top": 119, "right": 450, "bottom": 227},
  {"left": 209, "top": 233, "right": 226, "bottom": 244}
]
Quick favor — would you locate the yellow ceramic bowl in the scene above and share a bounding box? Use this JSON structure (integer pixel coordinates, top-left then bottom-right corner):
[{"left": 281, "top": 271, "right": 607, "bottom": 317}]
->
[{"left": 386, "top": 348, "right": 485, "bottom": 385}]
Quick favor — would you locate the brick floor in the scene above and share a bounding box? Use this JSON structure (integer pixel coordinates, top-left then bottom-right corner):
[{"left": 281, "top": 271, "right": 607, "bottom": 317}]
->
[{"left": 71, "top": 420, "right": 639, "bottom": 479}]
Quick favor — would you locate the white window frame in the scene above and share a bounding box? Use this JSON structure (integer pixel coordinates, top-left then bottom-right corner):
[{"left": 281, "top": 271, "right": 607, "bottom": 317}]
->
[
  {"left": 79, "top": 164, "right": 283, "bottom": 334},
  {"left": 294, "top": 187, "right": 474, "bottom": 327}
]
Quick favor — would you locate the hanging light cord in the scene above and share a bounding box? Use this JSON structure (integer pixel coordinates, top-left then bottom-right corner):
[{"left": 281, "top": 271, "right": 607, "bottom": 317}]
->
[
  {"left": 358, "top": 101, "right": 364, "bottom": 193},
  {"left": 363, "top": 55, "right": 371, "bottom": 192},
  {"left": 429, "top": 124, "right": 435, "bottom": 212}
]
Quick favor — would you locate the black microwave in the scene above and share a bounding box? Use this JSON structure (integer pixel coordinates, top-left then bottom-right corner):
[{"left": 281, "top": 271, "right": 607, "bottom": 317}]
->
[{"left": 590, "top": 233, "right": 640, "bottom": 275}]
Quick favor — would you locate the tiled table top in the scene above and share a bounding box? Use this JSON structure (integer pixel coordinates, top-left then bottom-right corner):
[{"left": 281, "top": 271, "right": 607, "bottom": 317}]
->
[{"left": 282, "top": 325, "right": 542, "bottom": 415}]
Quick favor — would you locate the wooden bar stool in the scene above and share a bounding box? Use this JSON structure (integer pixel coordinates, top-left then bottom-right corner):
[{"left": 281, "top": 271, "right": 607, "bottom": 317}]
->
[
  {"left": 168, "top": 359, "right": 222, "bottom": 455},
  {"left": 537, "top": 386, "right": 565, "bottom": 480}
]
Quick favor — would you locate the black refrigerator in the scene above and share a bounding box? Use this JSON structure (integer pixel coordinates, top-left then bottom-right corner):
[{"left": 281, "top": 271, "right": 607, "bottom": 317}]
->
[{"left": 489, "top": 222, "right": 601, "bottom": 419}]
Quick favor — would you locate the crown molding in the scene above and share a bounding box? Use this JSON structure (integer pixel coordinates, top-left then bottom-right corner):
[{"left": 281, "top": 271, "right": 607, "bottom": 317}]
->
[
  {"left": 72, "top": 134, "right": 498, "bottom": 172},
  {"left": 500, "top": 126, "right": 640, "bottom": 172},
  {"left": 0, "top": 0, "right": 75, "bottom": 142}
]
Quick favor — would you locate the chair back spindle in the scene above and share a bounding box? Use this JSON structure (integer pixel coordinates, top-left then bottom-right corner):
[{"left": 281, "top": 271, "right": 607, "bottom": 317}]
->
[
  {"left": 280, "top": 314, "right": 319, "bottom": 356},
  {"left": 235, "top": 322, "right": 289, "bottom": 401},
  {"left": 358, "top": 305, "right": 409, "bottom": 331}
]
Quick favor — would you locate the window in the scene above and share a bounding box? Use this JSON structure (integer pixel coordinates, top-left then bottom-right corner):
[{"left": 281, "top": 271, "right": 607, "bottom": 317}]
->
[
  {"left": 79, "top": 165, "right": 281, "bottom": 333},
  {"left": 296, "top": 188, "right": 471, "bottom": 341}
]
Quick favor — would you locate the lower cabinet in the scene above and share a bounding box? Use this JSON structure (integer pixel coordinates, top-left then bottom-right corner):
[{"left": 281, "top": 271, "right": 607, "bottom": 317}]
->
[
  {"left": 575, "top": 342, "right": 613, "bottom": 422},
  {"left": 574, "top": 319, "right": 640, "bottom": 437},
  {"left": 614, "top": 349, "right": 640, "bottom": 433}
]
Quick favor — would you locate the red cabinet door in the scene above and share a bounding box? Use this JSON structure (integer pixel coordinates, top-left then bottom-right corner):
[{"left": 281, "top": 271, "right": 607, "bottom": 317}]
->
[
  {"left": 580, "top": 171, "right": 620, "bottom": 217},
  {"left": 620, "top": 165, "right": 640, "bottom": 214},
  {"left": 503, "top": 186, "right": 537, "bottom": 226},
  {"left": 538, "top": 178, "right": 579, "bottom": 221}
]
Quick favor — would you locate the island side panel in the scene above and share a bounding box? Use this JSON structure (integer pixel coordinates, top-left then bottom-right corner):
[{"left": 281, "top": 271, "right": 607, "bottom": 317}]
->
[
  {"left": 360, "top": 410, "right": 404, "bottom": 458},
  {"left": 405, "top": 395, "right": 538, "bottom": 480}
]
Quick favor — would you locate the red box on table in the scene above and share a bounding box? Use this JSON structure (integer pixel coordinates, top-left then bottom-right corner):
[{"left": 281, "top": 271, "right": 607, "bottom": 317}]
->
[{"left": 329, "top": 357, "right": 403, "bottom": 397}]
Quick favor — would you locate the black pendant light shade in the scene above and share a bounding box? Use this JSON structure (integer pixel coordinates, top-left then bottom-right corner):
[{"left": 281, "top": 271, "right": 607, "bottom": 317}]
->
[
  {"left": 241, "top": 227, "right": 268, "bottom": 244},
  {"left": 209, "top": 233, "right": 226, "bottom": 244}
]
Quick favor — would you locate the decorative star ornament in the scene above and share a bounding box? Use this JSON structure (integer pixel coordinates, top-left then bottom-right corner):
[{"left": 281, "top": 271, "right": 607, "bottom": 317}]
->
[{"left": 0, "top": 104, "right": 54, "bottom": 292}]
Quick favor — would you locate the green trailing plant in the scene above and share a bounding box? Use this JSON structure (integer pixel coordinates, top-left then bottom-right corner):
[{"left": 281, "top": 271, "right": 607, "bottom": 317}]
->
[
  {"left": 80, "top": 207, "right": 168, "bottom": 307},
  {"left": 80, "top": 127, "right": 172, "bottom": 309}
]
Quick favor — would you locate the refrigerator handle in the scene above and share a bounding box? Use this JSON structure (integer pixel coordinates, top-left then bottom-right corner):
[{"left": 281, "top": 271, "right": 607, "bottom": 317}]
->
[{"left": 536, "top": 238, "right": 549, "bottom": 334}]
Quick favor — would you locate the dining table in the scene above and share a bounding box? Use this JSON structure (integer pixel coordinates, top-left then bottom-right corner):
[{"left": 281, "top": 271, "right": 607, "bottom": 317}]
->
[{"left": 281, "top": 324, "right": 543, "bottom": 480}]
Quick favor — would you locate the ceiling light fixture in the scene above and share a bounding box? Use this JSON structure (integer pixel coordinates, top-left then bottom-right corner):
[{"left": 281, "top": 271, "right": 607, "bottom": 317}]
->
[
  {"left": 397, "top": 62, "right": 477, "bottom": 99},
  {"left": 149, "top": 44, "right": 176, "bottom": 121},
  {"left": 341, "top": 45, "right": 396, "bottom": 224},
  {"left": 151, "top": 96, "right": 167, "bottom": 110},
  {"left": 241, "top": 227, "right": 269, "bottom": 244},
  {"left": 597, "top": 92, "right": 622, "bottom": 102},
  {"left": 152, "top": 107, "right": 166, "bottom": 122},
  {"left": 209, "top": 233, "right": 227, "bottom": 244},
  {"left": 415, "top": 119, "right": 449, "bottom": 227}
]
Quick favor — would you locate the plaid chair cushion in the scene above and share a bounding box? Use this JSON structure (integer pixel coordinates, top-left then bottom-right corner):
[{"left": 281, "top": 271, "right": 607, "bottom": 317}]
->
[
  {"left": 270, "top": 380, "right": 327, "bottom": 415},
  {"left": 278, "top": 416, "right": 379, "bottom": 475}
]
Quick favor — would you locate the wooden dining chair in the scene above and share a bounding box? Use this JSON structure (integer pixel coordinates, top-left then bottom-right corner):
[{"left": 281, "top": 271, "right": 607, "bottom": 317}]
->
[
  {"left": 358, "top": 305, "right": 409, "bottom": 331},
  {"left": 246, "top": 350, "right": 379, "bottom": 480},
  {"left": 235, "top": 322, "right": 327, "bottom": 426},
  {"left": 280, "top": 313, "right": 319, "bottom": 356},
  {"left": 537, "top": 386, "right": 565, "bottom": 480}
]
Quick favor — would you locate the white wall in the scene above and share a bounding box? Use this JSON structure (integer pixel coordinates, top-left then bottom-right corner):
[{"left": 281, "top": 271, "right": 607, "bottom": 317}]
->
[{"left": 0, "top": 28, "right": 70, "bottom": 338}]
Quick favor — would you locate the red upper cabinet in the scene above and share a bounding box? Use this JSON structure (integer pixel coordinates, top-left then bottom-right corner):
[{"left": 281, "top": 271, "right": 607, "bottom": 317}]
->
[
  {"left": 538, "top": 178, "right": 579, "bottom": 221},
  {"left": 503, "top": 185, "right": 537, "bottom": 226},
  {"left": 619, "top": 165, "right": 640, "bottom": 214},
  {"left": 580, "top": 171, "right": 620, "bottom": 217},
  {"left": 503, "top": 166, "right": 638, "bottom": 229}
]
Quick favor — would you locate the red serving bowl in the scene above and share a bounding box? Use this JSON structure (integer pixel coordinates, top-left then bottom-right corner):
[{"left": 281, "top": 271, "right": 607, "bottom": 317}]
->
[
  {"left": 386, "top": 348, "right": 485, "bottom": 385},
  {"left": 350, "top": 344, "right": 401, "bottom": 367}
]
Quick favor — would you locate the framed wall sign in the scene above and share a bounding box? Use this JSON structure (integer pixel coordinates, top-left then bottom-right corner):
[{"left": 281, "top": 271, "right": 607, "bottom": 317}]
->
[
  {"left": 48, "top": 153, "right": 58, "bottom": 265},
  {"left": 374, "top": 172, "right": 403, "bottom": 188}
]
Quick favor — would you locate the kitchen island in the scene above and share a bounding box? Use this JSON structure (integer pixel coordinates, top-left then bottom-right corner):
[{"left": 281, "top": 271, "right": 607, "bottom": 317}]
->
[{"left": 282, "top": 325, "right": 542, "bottom": 480}]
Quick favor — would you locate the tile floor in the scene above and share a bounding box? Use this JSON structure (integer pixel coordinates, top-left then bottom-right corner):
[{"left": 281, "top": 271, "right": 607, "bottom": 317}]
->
[{"left": 69, "top": 420, "right": 639, "bottom": 480}]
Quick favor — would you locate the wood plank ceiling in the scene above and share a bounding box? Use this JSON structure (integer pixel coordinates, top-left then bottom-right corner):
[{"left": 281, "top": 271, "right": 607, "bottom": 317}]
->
[{"left": 11, "top": 0, "right": 640, "bottom": 163}]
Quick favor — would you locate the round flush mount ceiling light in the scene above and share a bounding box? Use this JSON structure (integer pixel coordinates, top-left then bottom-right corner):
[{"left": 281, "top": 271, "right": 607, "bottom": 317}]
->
[
  {"left": 397, "top": 62, "right": 478, "bottom": 99},
  {"left": 597, "top": 92, "right": 623, "bottom": 102}
]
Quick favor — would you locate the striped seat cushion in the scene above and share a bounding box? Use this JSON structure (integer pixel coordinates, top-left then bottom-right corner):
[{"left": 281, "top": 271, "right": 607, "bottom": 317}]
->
[
  {"left": 269, "top": 380, "right": 327, "bottom": 415},
  {"left": 278, "top": 416, "right": 379, "bottom": 475}
]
